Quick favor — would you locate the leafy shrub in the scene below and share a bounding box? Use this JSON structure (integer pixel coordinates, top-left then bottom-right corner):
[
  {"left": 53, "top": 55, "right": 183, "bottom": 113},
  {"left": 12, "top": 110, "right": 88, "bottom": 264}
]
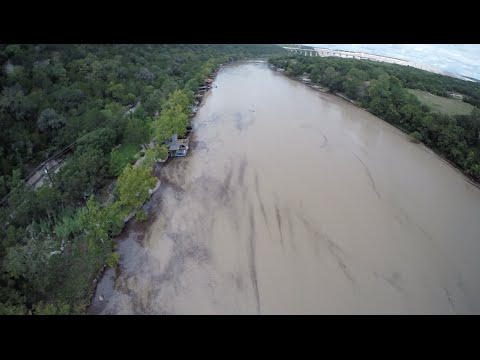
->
[
  {"left": 409, "top": 131, "right": 423, "bottom": 143},
  {"left": 135, "top": 209, "right": 148, "bottom": 222},
  {"left": 106, "top": 252, "right": 120, "bottom": 268}
]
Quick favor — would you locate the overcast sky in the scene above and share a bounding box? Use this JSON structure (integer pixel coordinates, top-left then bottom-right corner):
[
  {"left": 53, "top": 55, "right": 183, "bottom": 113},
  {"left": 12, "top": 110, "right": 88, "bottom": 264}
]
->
[{"left": 307, "top": 44, "right": 480, "bottom": 80}]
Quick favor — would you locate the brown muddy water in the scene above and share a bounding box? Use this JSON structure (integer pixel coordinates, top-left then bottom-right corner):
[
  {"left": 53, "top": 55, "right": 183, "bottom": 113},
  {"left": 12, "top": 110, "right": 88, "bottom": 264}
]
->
[{"left": 88, "top": 60, "right": 480, "bottom": 314}]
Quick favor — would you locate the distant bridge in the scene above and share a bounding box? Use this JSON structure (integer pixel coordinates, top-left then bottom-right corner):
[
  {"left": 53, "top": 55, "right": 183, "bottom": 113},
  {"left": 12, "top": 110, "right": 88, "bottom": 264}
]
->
[
  {"left": 281, "top": 46, "right": 454, "bottom": 77},
  {"left": 282, "top": 46, "right": 411, "bottom": 63},
  {"left": 283, "top": 47, "right": 319, "bottom": 57}
]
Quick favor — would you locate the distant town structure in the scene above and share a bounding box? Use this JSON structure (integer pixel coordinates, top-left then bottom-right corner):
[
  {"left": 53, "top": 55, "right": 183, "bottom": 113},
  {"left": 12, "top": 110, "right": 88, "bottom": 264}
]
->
[
  {"left": 282, "top": 46, "right": 477, "bottom": 83},
  {"left": 165, "top": 133, "right": 189, "bottom": 157}
]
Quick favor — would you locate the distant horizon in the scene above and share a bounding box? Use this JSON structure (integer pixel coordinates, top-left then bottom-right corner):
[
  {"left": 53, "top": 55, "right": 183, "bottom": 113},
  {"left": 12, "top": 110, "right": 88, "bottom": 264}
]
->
[{"left": 303, "top": 44, "right": 480, "bottom": 80}]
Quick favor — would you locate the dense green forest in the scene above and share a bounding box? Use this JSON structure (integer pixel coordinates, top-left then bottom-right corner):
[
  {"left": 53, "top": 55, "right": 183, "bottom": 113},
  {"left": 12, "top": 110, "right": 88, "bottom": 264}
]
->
[
  {"left": 269, "top": 55, "right": 480, "bottom": 180},
  {"left": 0, "top": 44, "right": 286, "bottom": 314}
]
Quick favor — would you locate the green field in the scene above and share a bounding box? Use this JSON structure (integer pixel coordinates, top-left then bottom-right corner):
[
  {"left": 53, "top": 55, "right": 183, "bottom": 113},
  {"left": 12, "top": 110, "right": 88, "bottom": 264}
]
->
[
  {"left": 408, "top": 89, "right": 475, "bottom": 116},
  {"left": 115, "top": 143, "right": 139, "bottom": 162},
  {"left": 110, "top": 143, "right": 140, "bottom": 176}
]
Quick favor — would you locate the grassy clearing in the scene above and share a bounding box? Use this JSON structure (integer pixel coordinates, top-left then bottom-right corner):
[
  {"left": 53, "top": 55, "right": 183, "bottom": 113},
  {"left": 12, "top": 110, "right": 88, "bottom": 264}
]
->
[
  {"left": 408, "top": 89, "right": 474, "bottom": 116},
  {"left": 116, "top": 143, "right": 140, "bottom": 163},
  {"left": 110, "top": 143, "right": 140, "bottom": 176}
]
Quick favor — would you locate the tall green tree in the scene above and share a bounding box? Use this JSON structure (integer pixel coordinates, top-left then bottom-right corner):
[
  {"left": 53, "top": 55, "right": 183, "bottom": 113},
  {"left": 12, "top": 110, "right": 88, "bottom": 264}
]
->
[{"left": 116, "top": 164, "right": 157, "bottom": 212}]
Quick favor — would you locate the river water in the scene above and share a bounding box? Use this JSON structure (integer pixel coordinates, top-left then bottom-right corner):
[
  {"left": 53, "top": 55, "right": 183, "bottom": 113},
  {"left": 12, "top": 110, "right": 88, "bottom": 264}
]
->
[{"left": 89, "top": 60, "right": 480, "bottom": 314}]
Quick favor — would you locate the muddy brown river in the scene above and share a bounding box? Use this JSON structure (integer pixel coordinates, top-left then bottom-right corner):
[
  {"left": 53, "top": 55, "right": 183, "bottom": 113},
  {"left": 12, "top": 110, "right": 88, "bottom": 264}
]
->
[{"left": 89, "top": 60, "right": 480, "bottom": 314}]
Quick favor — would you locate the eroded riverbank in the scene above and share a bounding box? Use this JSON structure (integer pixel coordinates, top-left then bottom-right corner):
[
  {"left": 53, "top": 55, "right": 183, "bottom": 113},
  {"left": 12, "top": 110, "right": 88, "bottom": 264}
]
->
[{"left": 89, "top": 60, "right": 480, "bottom": 314}]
